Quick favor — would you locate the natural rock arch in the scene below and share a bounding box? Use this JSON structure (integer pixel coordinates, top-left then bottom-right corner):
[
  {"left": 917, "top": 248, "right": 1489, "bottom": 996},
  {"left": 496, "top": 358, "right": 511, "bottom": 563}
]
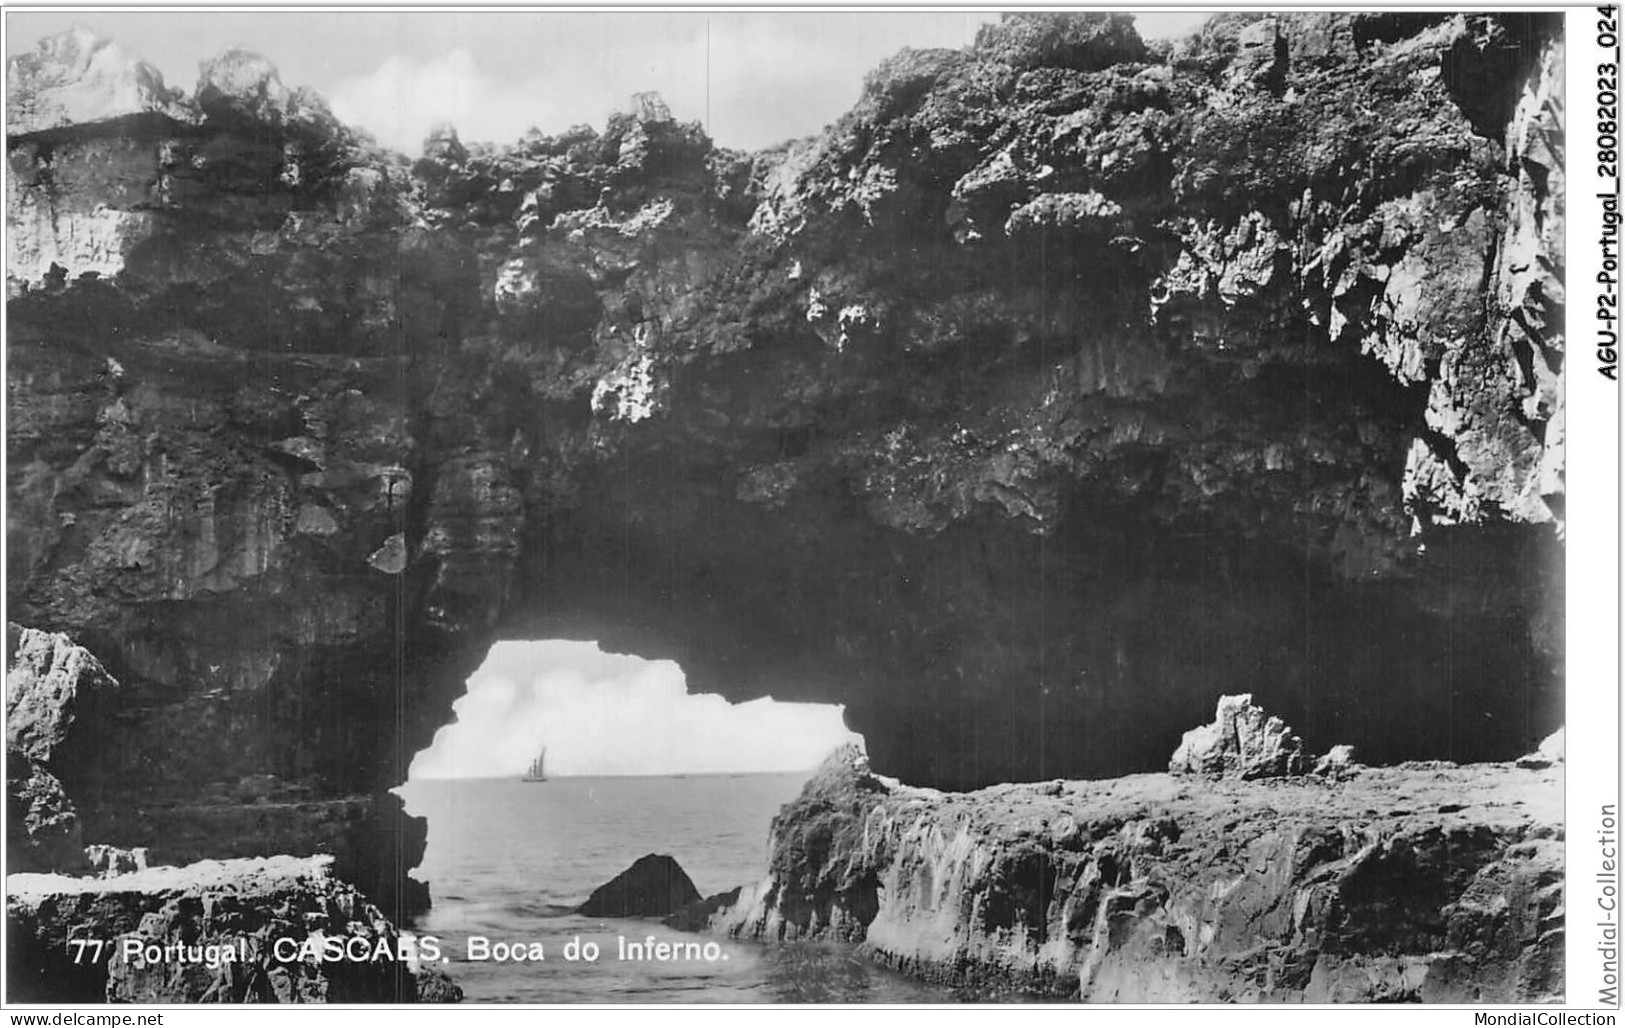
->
[{"left": 6, "top": 13, "right": 1563, "bottom": 917}]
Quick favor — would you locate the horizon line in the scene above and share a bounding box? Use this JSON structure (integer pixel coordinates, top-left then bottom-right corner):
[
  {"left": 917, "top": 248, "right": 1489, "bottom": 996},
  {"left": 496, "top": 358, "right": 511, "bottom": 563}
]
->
[{"left": 401, "top": 768, "right": 821, "bottom": 783}]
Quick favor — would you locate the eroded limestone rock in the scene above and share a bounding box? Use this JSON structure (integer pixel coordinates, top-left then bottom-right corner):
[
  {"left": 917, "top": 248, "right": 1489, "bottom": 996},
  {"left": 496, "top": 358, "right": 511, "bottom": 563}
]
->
[
  {"left": 1517, "top": 726, "right": 1565, "bottom": 770},
  {"left": 1313, "top": 743, "right": 1359, "bottom": 778},
  {"left": 84, "top": 843, "right": 150, "bottom": 876},
  {"left": 6, "top": 855, "right": 461, "bottom": 1003},
  {"left": 6, "top": 25, "right": 186, "bottom": 134},
  {"left": 195, "top": 49, "right": 290, "bottom": 122},
  {"left": 1168, "top": 694, "right": 1308, "bottom": 779},
  {"left": 711, "top": 748, "right": 1562, "bottom": 1002},
  {"left": 5, "top": 750, "right": 85, "bottom": 873},
  {"left": 6, "top": 623, "right": 121, "bottom": 764},
  {"left": 5, "top": 625, "right": 125, "bottom": 872}
]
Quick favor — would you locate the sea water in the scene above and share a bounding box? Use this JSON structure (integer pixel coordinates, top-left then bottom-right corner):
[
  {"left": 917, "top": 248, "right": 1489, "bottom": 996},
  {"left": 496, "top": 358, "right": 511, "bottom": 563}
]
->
[{"left": 395, "top": 773, "right": 955, "bottom": 1003}]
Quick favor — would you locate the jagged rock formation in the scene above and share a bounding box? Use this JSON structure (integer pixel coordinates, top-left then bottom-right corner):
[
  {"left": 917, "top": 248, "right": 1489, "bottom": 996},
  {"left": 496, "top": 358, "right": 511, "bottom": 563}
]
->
[
  {"left": 578, "top": 853, "right": 703, "bottom": 918},
  {"left": 6, "top": 750, "right": 84, "bottom": 873},
  {"left": 83, "top": 842, "right": 150, "bottom": 876},
  {"left": 7, "top": 625, "right": 121, "bottom": 766},
  {"left": 1539, "top": 727, "right": 1565, "bottom": 761},
  {"left": 709, "top": 748, "right": 1562, "bottom": 1001},
  {"left": 664, "top": 886, "right": 744, "bottom": 933},
  {"left": 1168, "top": 693, "right": 1307, "bottom": 779},
  {"left": 6, "top": 625, "right": 122, "bottom": 872},
  {"left": 5, "top": 26, "right": 186, "bottom": 135},
  {"left": 1517, "top": 726, "right": 1566, "bottom": 770},
  {"left": 6, "top": 855, "right": 461, "bottom": 1002},
  {"left": 6, "top": 12, "right": 1563, "bottom": 920},
  {"left": 1313, "top": 744, "right": 1360, "bottom": 779}
]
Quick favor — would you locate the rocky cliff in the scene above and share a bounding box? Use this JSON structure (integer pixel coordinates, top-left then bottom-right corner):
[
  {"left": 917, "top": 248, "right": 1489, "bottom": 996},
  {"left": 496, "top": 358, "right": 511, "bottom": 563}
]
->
[
  {"left": 713, "top": 746, "right": 1562, "bottom": 1002},
  {"left": 6, "top": 13, "right": 1563, "bottom": 920},
  {"left": 7, "top": 855, "right": 460, "bottom": 1002}
]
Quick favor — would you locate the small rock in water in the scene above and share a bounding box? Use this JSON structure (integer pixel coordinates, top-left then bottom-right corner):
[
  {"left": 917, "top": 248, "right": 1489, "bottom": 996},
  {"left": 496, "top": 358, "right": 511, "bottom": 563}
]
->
[
  {"left": 663, "top": 886, "right": 744, "bottom": 933},
  {"left": 1169, "top": 693, "right": 1307, "bottom": 779},
  {"left": 578, "top": 853, "right": 702, "bottom": 918}
]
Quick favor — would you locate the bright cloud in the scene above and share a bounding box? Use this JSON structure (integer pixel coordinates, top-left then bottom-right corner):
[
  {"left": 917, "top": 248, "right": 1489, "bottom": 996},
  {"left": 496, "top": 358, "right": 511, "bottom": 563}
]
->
[
  {"left": 325, "top": 12, "right": 996, "bottom": 153},
  {"left": 328, "top": 27, "right": 713, "bottom": 153},
  {"left": 409, "top": 640, "right": 863, "bottom": 779}
]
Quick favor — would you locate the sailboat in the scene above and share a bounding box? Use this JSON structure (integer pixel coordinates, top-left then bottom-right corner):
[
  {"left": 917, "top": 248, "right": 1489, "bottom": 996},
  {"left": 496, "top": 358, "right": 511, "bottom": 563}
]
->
[{"left": 522, "top": 747, "right": 548, "bottom": 782}]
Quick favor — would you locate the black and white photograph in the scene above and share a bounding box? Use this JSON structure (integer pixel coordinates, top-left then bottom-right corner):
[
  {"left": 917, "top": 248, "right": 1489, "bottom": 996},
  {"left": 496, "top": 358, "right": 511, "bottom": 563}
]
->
[{"left": 0, "top": 5, "right": 1609, "bottom": 1013}]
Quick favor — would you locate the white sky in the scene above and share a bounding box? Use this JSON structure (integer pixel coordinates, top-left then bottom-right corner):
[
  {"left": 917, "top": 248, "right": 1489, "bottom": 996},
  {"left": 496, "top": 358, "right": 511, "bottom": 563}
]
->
[
  {"left": 5, "top": 10, "right": 1213, "bottom": 153},
  {"left": 409, "top": 640, "right": 863, "bottom": 778}
]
